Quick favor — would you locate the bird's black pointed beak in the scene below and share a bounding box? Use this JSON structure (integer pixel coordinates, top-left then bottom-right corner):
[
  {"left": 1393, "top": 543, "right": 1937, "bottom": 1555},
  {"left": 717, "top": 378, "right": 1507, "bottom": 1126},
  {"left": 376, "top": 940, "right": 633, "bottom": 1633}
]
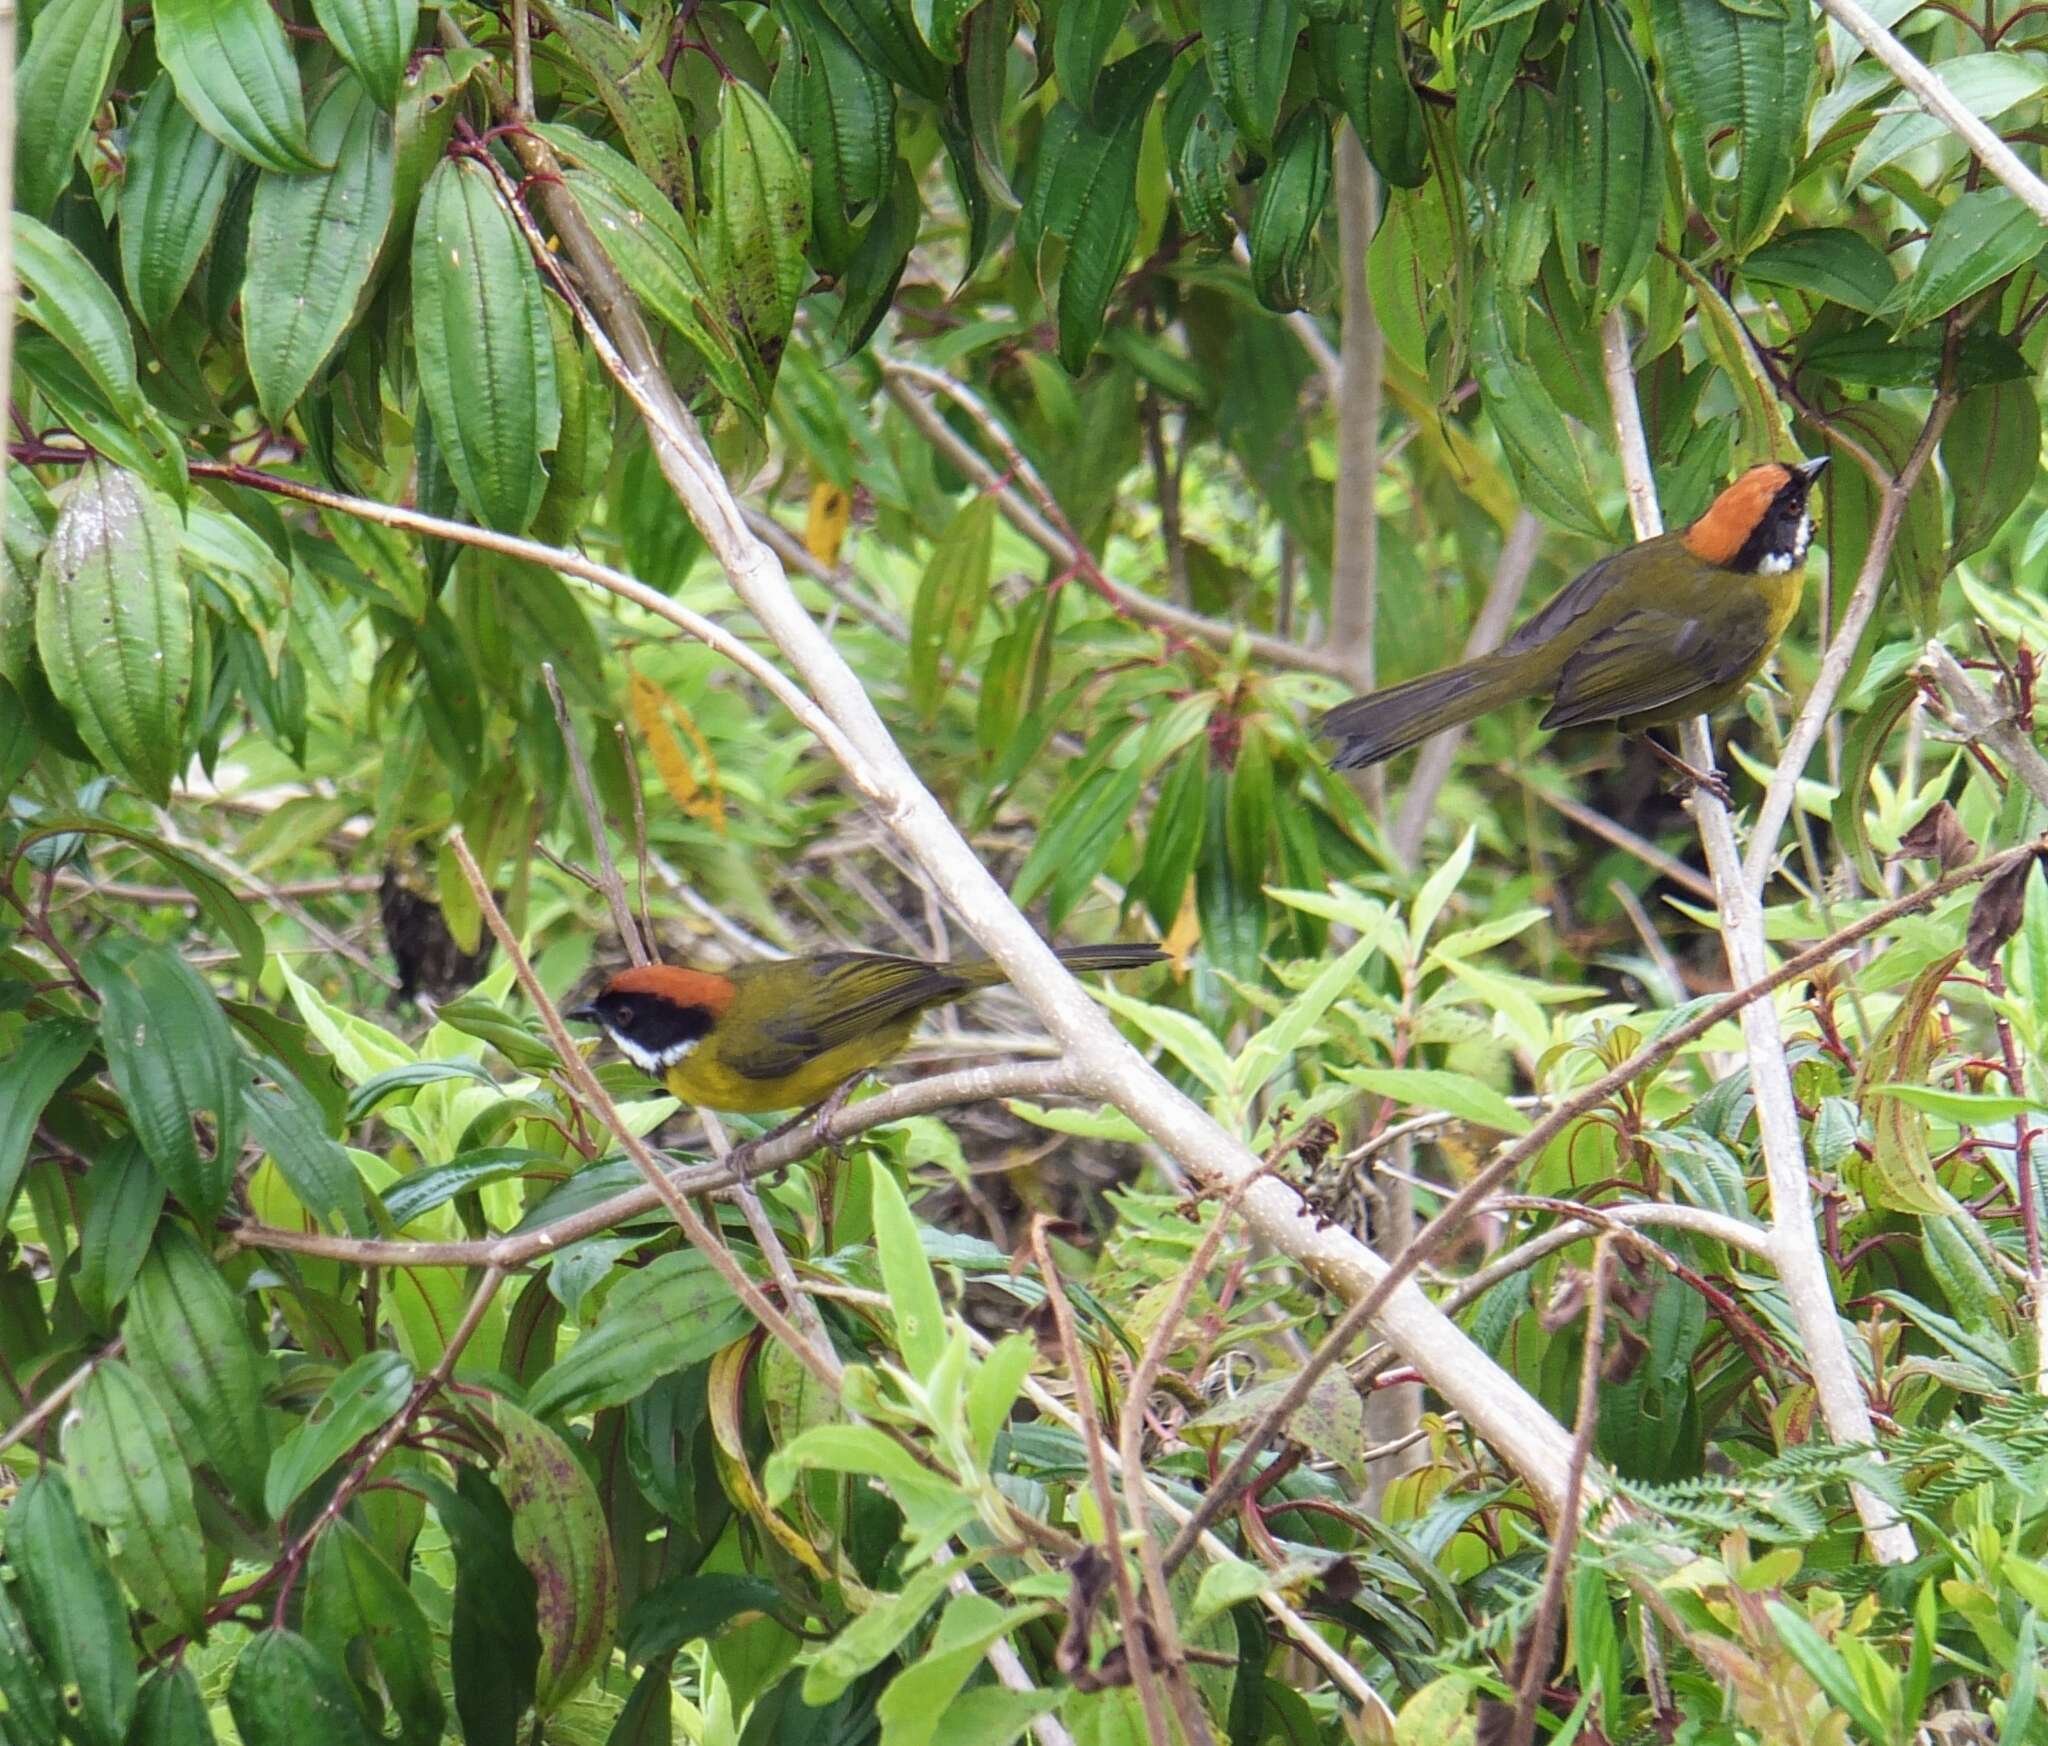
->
[
  {"left": 1795, "top": 455, "right": 1831, "bottom": 482},
  {"left": 566, "top": 1002, "right": 601, "bottom": 1025}
]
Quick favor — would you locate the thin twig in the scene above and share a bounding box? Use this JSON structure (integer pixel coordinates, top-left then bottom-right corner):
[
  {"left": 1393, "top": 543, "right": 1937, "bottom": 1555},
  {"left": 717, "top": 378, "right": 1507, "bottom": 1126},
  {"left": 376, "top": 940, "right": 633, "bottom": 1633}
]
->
[
  {"left": 1922, "top": 641, "right": 2048, "bottom": 812},
  {"left": 229, "top": 1062, "right": 1081, "bottom": 1271},
  {"left": 1505, "top": 1241, "right": 1610, "bottom": 1746},
  {"left": 1030, "top": 1221, "right": 1176, "bottom": 1746}
]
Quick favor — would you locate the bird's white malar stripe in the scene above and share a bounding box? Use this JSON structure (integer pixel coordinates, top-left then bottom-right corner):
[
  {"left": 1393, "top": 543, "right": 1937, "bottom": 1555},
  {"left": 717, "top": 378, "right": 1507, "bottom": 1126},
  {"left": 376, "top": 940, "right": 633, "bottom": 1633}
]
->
[{"left": 613, "top": 1032, "right": 701, "bottom": 1074}]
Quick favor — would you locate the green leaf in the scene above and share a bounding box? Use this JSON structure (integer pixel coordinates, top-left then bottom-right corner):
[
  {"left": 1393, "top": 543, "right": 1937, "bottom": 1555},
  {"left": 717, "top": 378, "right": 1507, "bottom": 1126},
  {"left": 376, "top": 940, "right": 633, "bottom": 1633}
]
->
[
  {"left": 778, "top": 0, "right": 897, "bottom": 272},
  {"left": 1055, "top": 0, "right": 1128, "bottom": 115},
  {"left": 1890, "top": 190, "right": 2048, "bottom": 329},
  {"left": 531, "top": 302, "right": 615, "bottom": 545},
  {"left": 1010, "top": 758, "right": 1146, "bottom": 925},
  {"left": 1136, "top": 738, "right": 1209, "bottom": 930},
  {"left": 14, "top": 215, "right": 146, "bottom": 425},
  {"left": 909, "top": 494, "right": 996, "bottom": 719},
  {"left": 266, "top": 1350, "right": 415, "bottom": 1520},
  {"left": 817, "top": 0, "right": 950, "bottom": 99},
  {"left": 489, "top": 1396, "right": 621, "bottom": 1714},
  {"left": 1873, "top": 1083, "right": 2042, "bottom": 1123},
  {"left": 874, "top": 1597, "right": 1052, "bottom": 1746},
  {"left": 124, "top": 1222, "right": 274, "bottom": 1516},
  {"left": 1555, "top": 0, "right": 1660, "bottom": 309},
  {"left": 13, "top": 0, "right": 124, "bottom": 217},
  {"left": 432, "top": 1468, "right": 541, "bottom": 1745},
  {"left": 309, "top": 0, "right": 418, "bottom": 108},
  {"left": 0, "top": 1577, "right": 60, "bottom": 1746},
  {"left": 1336, "top": 1066, "right": 1532, "bottom": 1134},
  {"left": 544, "top": 146, "right": 760, "bottom": 418},
  {"left": 1165, "top": 69, "right": 1240, "bottom": 247},
  {"left": 1471, "top": 276, "right": 1609, "bottom": 538},
  {"left": 1812, "top": 400, "right": 1946, "bottom": 636},
  {"left": 1739, "top": 227, "right": 1897, "bottom": 315},
  {"left": 304, "top": 1519, "right": 446, "bottom": 1746},
  {"left": 1248, "top": 103, "right": 1332, "bottom": 311},
  {"left": 1647, "top": 0, "right": 1812, "bottom": 253},
  {"left": 4, "top": 1471, "right": 138, "bottom": 1746},
  {"left": 75, "top": 1137, "right": 168, "bottom": 1325},
  {"left": 621, "top": 1571, "right": 785, "bottom": 1664},
  {"left": 526, "top": 1251, "right": 749, "bottom": 1419},
  {"left": 1945, "top": 377, "right": 2041, "bottom": 566},
  {"left": 1039, "top": 43, "right": 1175, "bottom": 370},
  {"left": 246, "top": 1055, "right": 365, "bottom": 1228},
  {"left": 873, "top": 1167, "right": 949, "bottom": 1380},
  {"left": 34, "top": 460, "right": 194, "bottom": 804},
  {"left": 702, "top": 77, "right": 811, "bottom": 390},
  {"left": 228, "top": 1629, "right": 375, "bottom": 1746},
  {"left": 133, "top": 1663, "right": 217, "bottom": 1746},
  {"left": 90, "top": 940, "right": 246, "bottom": 1224},
  {"left": 1316, "top": 0, "right": 1429, "bottom": 189},
  {"left": 245, "top": 74, "right": 397, "bottom": 424},
  {"left": 1845, "top": 51, "right": 2048, "bottom": 191},
  {"left": 1234, "top": 929, "right": 1387, "bottom": 1098},
  {"left": 834, "top": 157, "right": 921, "bottom": 351},
  {"left": 1201, "top": 0, "right": 1301, "bottom": 152},
  {"left": 377, "top": 1146, "right": 545, "bottom": 1226},
  {"left": 120, "top": 81, "right": 238, "bottom": 331},
  {"left": 530, "top": 0, "right": 694, "bottom": 208},
  {"left": 1764, "top": 1604, "right": 1890, "bottom": 1745},
  {"left": 0, "top": 1017, "right": 94, "bottom": 1218},
  {"left": 155, "top": 0, "right": 325, "bottom": 171},
  {"left": 62, "top": 1360, "right": 210, "bottom": 1635},
  {"left": 412, "top": 157, "right": 561, "bottom": 532}
]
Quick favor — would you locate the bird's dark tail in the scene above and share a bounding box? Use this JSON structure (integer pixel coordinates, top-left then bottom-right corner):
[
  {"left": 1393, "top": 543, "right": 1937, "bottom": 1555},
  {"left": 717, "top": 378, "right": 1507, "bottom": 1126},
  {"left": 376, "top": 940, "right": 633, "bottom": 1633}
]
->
[
  {"left": 1317, "top": 653, "right": 1537, "bottom": 770},
  {"left": 1051, "top": 943, "right": 1167, "bottom": 975}
]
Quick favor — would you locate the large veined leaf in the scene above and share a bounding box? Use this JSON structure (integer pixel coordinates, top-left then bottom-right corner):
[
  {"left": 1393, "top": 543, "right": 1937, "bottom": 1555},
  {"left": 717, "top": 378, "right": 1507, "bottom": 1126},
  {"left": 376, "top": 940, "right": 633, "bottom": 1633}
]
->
[
  {"left": 1648, "top": 0, "right": 1813, "bottom": 254},
  {"left": 701, "top": 78, "right": 812, "bottom": 390},
  {"left": 411, "top": 157, "right": 561, "bottom": 533},
  {"left": 308, "top": 0, "right": 419, "bottom": 108},
  {"left": 245, "top": 74, "right": 397, "bottom": 424},
  {"left": 14, "top": 216, "right": 146, "bottom": 426},
  {"left": 1844, "top": 51, "right": 2048, "bottom": 190},
  {"left": 778, "top": 0, "right": 898, "bottom": 272},
  {"left": 1470, "top": 277, "right": 1610, "bottom": 538},
  {"left": 227, "top": 1630, "right": 375, "bottom": 1746},
  {"left": 815, "top": 0, "right": 949, "bottom": 100},
  {"left": 909, "top": 494, "right": 997, "bottom": 718},
  {"left": 1017, "top": 42, "right": 1175, "bottom": 370},
  {"left": 155, "top": 0, "right": 325, "bottom": 171},
  {"left": 5, "top": 1472, "right": 138, "bottom": 1746},
  {"left": 1945, "top": 376, "right": 2042, "bottom": 566},
  {"left": 488, "top": 1397, "right": 620, "bottom": 1714},
  {"left": 62, "top": 1362, "right": 210, "bottom": 1636},
  {"left": 304, "top": 1521, "right": 445, "bottom": 1746},
  {"left": 89, "top": 939, "right": 247, "bottom": 1224},
  {"left": 1248, "top": 102, "right": 1333, "bottom": 311},
  {"left": 1200, "top": 0, "right": 1300, "bottom": 153},
  {"left": 124, "top": 1224, "right": 274, "bottom": 1517},
  {"left": 0, "top": 1017, "right": 95, "bottom": 1218},
  {"left": 120, "top": 81, "right": 237, "bottom": 331},
  {"left": 1314, "top": 0, "right": 1429, "bottom": 189},
  {"left": 13, "top": 0, "right": 124, "bottom": 217},
  {"left": 1889, "top": 189, "right": 2048, "bottom": 329},
  {"left": 1555, "top": 0, "right": 1661, "bottom": 308},
  {"left": 530, "top": 0, "right": 694, "bottom": 207},
  {"left": 34, "top": 460, "right": 193, "bottom": 803}
]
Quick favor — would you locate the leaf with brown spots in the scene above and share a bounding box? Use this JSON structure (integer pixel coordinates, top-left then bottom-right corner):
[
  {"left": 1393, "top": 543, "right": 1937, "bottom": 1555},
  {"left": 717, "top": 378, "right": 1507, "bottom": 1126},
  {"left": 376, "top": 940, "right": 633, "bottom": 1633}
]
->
[{"left": 488, "top": 1396, "right": 620, "bottom": 1716}]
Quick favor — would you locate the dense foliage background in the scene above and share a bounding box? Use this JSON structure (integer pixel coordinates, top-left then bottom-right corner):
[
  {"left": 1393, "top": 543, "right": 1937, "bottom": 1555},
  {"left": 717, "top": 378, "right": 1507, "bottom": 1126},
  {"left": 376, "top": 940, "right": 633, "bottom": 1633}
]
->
[{"left": 10, "top": 0, "right": 2048, "bottom": 1735}]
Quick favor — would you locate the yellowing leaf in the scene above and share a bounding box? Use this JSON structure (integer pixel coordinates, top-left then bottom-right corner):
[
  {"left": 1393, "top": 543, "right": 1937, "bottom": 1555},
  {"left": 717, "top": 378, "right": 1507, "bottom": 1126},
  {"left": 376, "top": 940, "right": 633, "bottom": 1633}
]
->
[
  {"left": 804, "top": 480, "right": 851, "bottom": 566},
  {"left": 1163, "top": 884, "right": 1201, "bottom": 975},
  {"left": 627, "top": 667, "right": 727, "bottom": 835}
]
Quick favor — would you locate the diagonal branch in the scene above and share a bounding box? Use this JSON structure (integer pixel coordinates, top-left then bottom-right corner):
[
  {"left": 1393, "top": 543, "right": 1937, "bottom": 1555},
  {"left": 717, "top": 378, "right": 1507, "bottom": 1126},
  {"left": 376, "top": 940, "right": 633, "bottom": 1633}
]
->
[{"left": 1600, "top": 308, "right": 1916, "bottom": 1564}]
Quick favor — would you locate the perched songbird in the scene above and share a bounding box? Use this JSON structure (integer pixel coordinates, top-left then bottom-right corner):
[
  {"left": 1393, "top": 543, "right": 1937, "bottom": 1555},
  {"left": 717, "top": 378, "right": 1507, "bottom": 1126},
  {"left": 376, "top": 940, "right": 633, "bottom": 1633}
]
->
[
  {"left": 1318, "top": 458, "right": 1830, "bottom": 785},
  {"left": 569, "top": 943, "right": 1163, "bottom": 1113}
]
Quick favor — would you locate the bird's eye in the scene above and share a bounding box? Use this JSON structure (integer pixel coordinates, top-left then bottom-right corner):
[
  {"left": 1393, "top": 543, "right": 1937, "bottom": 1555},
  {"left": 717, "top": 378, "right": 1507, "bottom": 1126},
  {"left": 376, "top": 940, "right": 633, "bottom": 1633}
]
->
[{"left": 614, "top": 1004, "right": 634, "bottom": 1026}]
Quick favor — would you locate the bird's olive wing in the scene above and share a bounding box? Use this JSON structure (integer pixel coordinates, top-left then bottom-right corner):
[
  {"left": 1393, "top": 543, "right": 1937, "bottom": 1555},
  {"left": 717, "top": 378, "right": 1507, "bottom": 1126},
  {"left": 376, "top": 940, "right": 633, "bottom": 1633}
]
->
[
  {"left": 1539, "top": 601, "right": 1771, "bottom": 730},
  {"left": 724, "top": 954, "right": 970, "bottom": 1081},
  {"left": 1499, "top": 550, "right": 1628, "bottom": 657}
]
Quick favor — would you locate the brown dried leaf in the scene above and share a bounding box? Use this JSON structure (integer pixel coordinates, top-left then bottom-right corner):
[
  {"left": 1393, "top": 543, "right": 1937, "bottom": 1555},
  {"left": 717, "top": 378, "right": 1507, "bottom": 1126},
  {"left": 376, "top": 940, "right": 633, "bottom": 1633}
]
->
[
  {"left": 1967, "top": 850, "right": 2044, "bottom": 969},
  {"left": 1893, "top": 800, "right": 1977, "bottom": 873}
]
